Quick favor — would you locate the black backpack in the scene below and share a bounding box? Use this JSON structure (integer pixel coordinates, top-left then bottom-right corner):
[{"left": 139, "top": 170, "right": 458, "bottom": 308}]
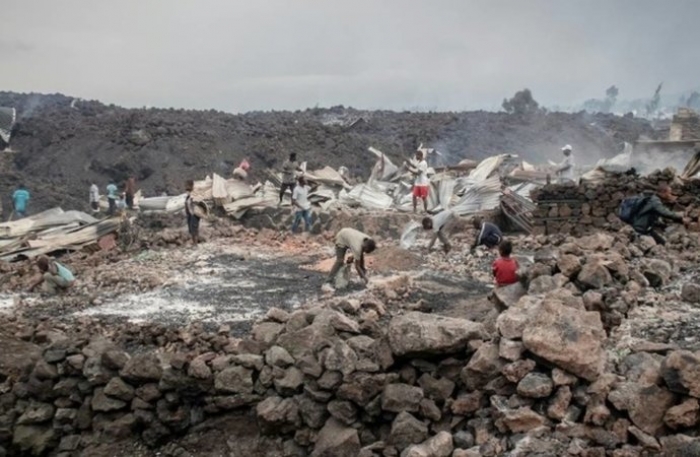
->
[{"left": 618, "top": 195, "right": 649, "bottom": 224}]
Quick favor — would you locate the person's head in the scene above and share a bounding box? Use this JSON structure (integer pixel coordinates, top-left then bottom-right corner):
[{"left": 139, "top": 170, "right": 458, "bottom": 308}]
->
[
  {"left": 472, "top": 217, "right": 483, "bottom": 230},
  {"left": 421, "top": 217, "right": 433, "bottom": 231},
  {"left": 498, "top": 239, "right": 513, "bottom": 258},
  {"left": 289, "top": 153, "right": 297, "bottom": 162},
  {"left": 415, "top": 150, "right": 424, "bottom": 161},
  {"left": 657, "top": 183, "right": 676, "bottom": 202},
  {"left": 562, "top": 145, "right": 572, "bottom": 156},
  {"left": 185, "top": 180, "right": 194, "bottom": 192},
  {"left": 297, "top": 176, "right": 306, "bottom": 186},
  {"left": 37, "top": 256, "right": 50, "bottom": 272},
  {"left": 362, "top": 238, "right": 377, "bottom": 254}
]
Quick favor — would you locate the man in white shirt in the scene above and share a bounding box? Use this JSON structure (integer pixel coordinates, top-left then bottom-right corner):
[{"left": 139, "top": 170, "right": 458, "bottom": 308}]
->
[
  {"left": 89, "top": 182, "right": 100, "bottom": 212},
  {"left": 422, "top": 209, "right": 456, "bottom": 253},
  {"left": 408, "top": 150, "right": 429, "bottom": 213},
  {"left": 291, "top": 176, "right": 312, "bottom": 233},
  {"left": 557, "top": 145, "right": 575, "bottom": 183}
]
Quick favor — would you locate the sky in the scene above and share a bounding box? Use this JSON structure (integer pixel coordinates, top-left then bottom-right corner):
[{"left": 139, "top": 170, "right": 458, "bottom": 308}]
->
[{"left": 2, "top": 0, "right": 699, "bottom": 113}]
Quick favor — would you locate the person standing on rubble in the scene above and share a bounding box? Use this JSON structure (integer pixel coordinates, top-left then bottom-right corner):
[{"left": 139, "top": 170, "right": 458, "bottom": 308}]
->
[
  {"left": 470, "top": 217, "right": 503, "bottom": 254},
  {"left": 28, "top": 256, "right": 75, "bottom": 296},
  {"left": 89, "top": 182, "right": 100, "bottom": 213},
  {"left": 629, "top": 183, "right": 689, "bottom": 245},
  {"left": 279, "top": 153, "right": 302, "bottom": 205},
  {"left": 185, "top": 180, "right": 200, "bottom": 245},
  {"left": 106, "top": 180, "right": 118, "bottom": 216},
  {"left": 407, "top": 150, "right": 429, "bottom": 213},
  {"left": 124, "top": 176, "right": 137, "bottom": 210},
  {"left": 291, "top": 176, "right": 313, "bottom": 233},
  {"left": 556, "top": 145, "right": 575, "bottom": 183},
  {"left": 327, "top": 228, "right": 377, "bottom": 286},
  {"left": 422, "top": 209, "right": 456, "bottom": 253},
  {"left": 11, "top": 184, "right": 30, "bottom": 218}
]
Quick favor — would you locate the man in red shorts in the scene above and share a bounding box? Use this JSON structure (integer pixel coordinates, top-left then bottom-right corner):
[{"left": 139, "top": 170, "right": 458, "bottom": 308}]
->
[{"left": 408, "top": 150, "right": 429, "bottom": 213}]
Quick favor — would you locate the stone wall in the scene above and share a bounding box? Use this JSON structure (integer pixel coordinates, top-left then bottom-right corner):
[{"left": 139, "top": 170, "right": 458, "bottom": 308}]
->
[{"left": 531, "top": 169, "right": 700, "bottom": 236}]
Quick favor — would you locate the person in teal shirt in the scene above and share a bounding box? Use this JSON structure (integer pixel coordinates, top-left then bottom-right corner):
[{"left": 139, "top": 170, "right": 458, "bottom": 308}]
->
[
  {"left": 12, "top": 184, "right": 30, "bottom": 218},
  {"left": 28, "top": 256, "right": 75, "bottom": 295},
  {"left": 106, "top": 180, "right": 118, "bottom": 216}
]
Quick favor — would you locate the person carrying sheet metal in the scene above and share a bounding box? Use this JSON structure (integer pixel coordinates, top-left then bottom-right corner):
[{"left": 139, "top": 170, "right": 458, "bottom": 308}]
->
[
  {"left": 327, "top": 228, "right": 377, "bottom": 286},
  {"left": 422, "top": 209, "right": 456, "bottom": 253},
  {"left": 406, "top": 150, "right": 429, "bottom": 213},
  {"left": 185, "top": 180, "right": 200, "bottom": 245},
  {"left": 28, "top": 256, "right": 75, "bottom": 296},
  {"left": 106, "top": 180, "right": 118, "bottom": 216},
  {"left": 470, "top": 217, "right": 503, "bottom": 254},
  {"left": 12, "top": 184, "right": 30, "bottom": 218},
  {"left": 279, "top": 153, "right": 302, "bottom": 205}
]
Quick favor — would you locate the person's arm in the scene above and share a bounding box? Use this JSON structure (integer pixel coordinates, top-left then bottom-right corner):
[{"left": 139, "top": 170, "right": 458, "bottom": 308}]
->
[
  {"left": 470, "top": 225, "right": 483, "bottom": 252},
  {"left": 354, "top": 254, "right": 368, "bottom": 284},
  {"left": 28, "top": 274, "right": 44, "bottom": 292},
  {"left": 427, "top": 231, "right": 438, "bottom": 251},
  {"left": 652, "top": 199, "right": 683, "bottom": 222}
]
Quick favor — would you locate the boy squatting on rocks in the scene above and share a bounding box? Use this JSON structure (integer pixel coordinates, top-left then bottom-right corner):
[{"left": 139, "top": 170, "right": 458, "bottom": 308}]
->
[
  {"left": 327, "top": 228, "right": 377, "bottom": 286},
  {"left": 28, "top": 256, "right": 75, "bottom": 295}
]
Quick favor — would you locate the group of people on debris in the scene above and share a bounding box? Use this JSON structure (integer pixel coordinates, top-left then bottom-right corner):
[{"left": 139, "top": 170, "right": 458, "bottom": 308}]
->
[
  {"left": 89, "top": 177, "right": 138, "bottom": 216},
  {"left": 24, "top": 147, "right": 691, "bottom": 297}
]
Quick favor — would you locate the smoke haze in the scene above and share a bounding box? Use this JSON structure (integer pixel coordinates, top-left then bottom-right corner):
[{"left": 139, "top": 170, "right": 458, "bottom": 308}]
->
[{"left": 1, "top": 0, "right": 699, "bottom": 112}]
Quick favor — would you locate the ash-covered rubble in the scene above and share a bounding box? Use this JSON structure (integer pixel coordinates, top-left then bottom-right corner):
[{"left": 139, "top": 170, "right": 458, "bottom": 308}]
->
[{"left": 2, "top": 222, "right": 700, "bottom": 456}]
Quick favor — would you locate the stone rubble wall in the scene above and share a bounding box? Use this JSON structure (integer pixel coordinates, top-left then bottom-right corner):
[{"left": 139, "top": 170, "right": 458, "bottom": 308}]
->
[
  {"left": 531, "top": 169, "right": 700, "bottom": 236},
  {"left": 4, "top": 230, "right": 700, "bottom": 456}
]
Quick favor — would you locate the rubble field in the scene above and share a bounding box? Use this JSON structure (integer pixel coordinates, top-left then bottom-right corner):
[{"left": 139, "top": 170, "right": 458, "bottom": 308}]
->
[{"left": 1, "top": 215, "right": 700, "bottom": 456}]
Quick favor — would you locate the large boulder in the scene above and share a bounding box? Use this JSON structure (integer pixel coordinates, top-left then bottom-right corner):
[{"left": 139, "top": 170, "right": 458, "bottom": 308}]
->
[
  {"left": 577, "top": 261, "right": 613, "bottom": 290},
  {"left": 388, "top": 411, "right": 428, "bottom": 450},
  {"left": 215, "top": 366, "right": 254, "bottom": 394},
  {"left": 641, "top": 259, "right": 672, "bottom": 287},
  {"left": 522, "top": 301, "right": 605, "bottom": 381},
  {"left": 120, "top": 353, "right": 163, "bottom": 382},
  {"left": 575, "top": 233, "right": 614, "bottom": 251},
  {"left": 492, "top": 282, "right": 527, "bottom": 308},
  {"left": 402, "top": 431, "right": 454, "bottom": 457},
  {"left": 382, "top": 383, "right": 424, "bottom": 413},
  {"left": 608, "top": 382, "right": 676, "bottom": 436},
  {"left": 388, "top": 312, "right": 486, "bottom": 357},
  {"left": 311, "top": 418, "right": 361, "bottom": 457},
  {"left": 661, "top": 350, "right": 700, "bottom": 398}
]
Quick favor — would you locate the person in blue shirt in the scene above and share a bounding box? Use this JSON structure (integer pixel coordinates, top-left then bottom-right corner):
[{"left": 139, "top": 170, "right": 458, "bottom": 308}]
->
[
  {"left": 28, "top": 256, "right": 75, "bottom": 295},
  {"left": 12, "top": 184, "right": 30, "bottom": 218},
  {"left": 106, "top": 180, "right": 118, "bottom": 216}
]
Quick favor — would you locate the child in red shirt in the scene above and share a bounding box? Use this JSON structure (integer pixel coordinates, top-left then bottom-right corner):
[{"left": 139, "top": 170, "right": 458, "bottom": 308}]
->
[{"left": 492, "top": 239, "right": 519, "bottom": 287}]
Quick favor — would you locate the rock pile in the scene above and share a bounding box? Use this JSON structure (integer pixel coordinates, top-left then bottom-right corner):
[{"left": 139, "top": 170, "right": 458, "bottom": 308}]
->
[{"left": 531, "top": 169, "right": 700, "bottom": 235}]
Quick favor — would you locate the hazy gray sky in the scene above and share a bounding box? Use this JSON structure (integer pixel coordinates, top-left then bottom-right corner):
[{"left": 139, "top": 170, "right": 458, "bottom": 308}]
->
[{"left": 2, "top": 0, "right": 699, "bottom": 112}]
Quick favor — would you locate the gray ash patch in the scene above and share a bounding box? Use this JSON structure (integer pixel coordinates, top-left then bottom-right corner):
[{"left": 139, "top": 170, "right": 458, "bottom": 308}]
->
[
  {"left": 632, "top": 318, "right": 700, "bottom": 351},
  {"left": 403, "top": 272, "right": 491, "bottom": 314},
  {"left": 74, "top": 252, "right": 326, "bottom": 333}
]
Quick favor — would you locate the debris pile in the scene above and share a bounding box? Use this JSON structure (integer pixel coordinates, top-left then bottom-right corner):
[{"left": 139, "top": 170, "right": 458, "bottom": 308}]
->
[{"left": 2, "top": 225, "right": 700, "bottom": 456}]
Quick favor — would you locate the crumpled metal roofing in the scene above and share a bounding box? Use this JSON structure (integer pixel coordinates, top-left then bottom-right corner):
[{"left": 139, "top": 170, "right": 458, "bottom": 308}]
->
[
  {"left": 0, "top": 107, "right": 15, "bottom": 144},
  {"left": 451, "top": 176, "right": 502, "bottom": 216}
]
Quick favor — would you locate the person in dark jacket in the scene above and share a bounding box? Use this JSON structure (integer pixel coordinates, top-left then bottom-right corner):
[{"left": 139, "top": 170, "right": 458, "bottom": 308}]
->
[
  {"left": 185, "top": 180, "right": 200, "bottom": 245},
  {"left": 631, "top": 184, "right": 688, "bottom": 245},
  {"left": 470, "top": 218, "right": 503, "bottom": 254}
]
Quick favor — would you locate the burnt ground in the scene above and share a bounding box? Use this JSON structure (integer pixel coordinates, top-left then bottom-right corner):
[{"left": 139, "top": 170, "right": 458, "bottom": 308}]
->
[{"left": 0, "top": 91, "right": 660, "bottom": 213}]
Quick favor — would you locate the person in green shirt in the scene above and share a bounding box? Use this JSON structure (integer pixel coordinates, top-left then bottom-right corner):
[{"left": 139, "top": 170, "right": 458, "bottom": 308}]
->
[
  {"left": 28, "top": 256, "right": 75, "bottom": 295},
  {"left": 106, "top": 180, "right": 118, "bottom": 216}
]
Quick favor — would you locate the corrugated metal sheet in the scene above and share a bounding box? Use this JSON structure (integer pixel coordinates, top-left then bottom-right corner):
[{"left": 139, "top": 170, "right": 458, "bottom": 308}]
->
[{"left": 451, "top": 176, "right": 502, "bottom": 216}]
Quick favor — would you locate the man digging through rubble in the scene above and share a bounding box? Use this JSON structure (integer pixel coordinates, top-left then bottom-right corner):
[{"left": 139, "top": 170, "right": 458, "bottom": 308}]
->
[
  {"left": 326, "top": 228, "right": 377, "bottom": 287},
  {"left": 422, "top": 209, "right": 456, "bottom": 253},
  {"left": 291, "top": 176, "right": 313, "bottom": 233},
  {"left": 185, "top": 180, "right": 200, "bottom": 245},
  {"left": 407, "top": 150, "right": 429, "bottom": 213},
  {"left": 28, "top": 256, "right": 75, "bottom": 296},
  {"left": 626, "top": 183, "right": 689, "bottom": 246},
  {"left": 279, "top": 152, "right": 302, "bottom": 205},
  {"left": 470, "top": 217, "right": 503, "bottom": 254}
]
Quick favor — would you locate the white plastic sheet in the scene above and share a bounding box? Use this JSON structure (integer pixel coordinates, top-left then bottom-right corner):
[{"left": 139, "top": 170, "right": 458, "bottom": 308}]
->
[{"left": 400, "top": 221, "right": 422, "bottom": 249}]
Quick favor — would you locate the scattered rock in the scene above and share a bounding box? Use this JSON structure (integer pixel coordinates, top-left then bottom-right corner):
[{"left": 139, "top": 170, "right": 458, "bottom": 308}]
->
[{"left": 387, "top": 312, "right": 487, "bottom": 357}]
